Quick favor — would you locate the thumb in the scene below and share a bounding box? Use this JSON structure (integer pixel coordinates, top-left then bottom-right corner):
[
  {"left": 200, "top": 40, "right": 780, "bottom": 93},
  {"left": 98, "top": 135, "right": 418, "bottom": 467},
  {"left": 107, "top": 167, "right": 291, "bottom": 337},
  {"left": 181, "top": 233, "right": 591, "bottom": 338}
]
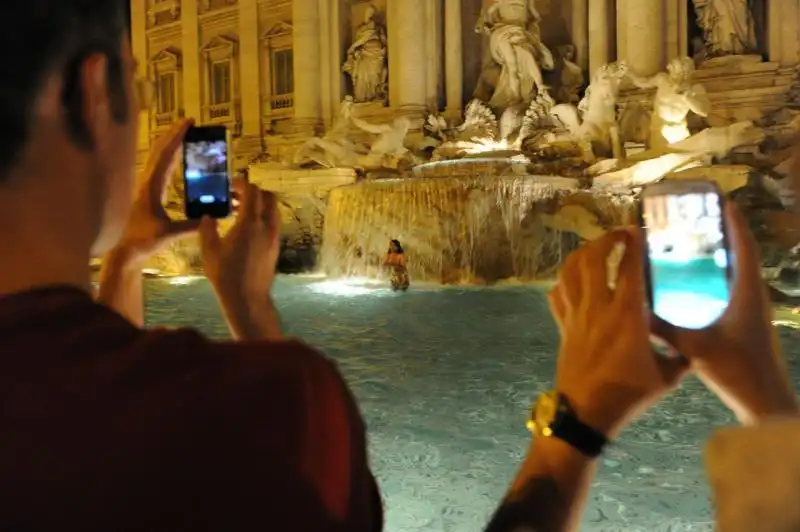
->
[
  {"left": 198, "top": 216, "right": 221, "bottom": 258},
  {"left": 650, "top": 313, "right": 711, "bottom": 364},
  {"left": 652, "top": 343, "right": 691, "bottom": 389}
]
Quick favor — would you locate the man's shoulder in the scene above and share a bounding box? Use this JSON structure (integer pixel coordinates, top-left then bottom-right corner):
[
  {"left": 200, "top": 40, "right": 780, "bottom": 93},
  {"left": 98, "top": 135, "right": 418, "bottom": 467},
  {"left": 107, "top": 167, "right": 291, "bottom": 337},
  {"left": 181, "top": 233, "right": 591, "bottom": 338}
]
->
[{"left": 138, "top": 327, "right": 343, "bottom": 390}]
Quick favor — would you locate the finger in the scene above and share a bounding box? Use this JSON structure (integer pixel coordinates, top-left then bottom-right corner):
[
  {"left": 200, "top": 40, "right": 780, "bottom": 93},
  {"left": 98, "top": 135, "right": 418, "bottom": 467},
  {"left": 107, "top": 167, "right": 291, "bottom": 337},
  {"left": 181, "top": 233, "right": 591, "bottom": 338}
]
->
[
  {"left": 615, "top": 227, "right": 646, "bottom": 305},
  {"left": 231, "top": 177, "right": 248, "bottom": 196},
  {"left": 653, "top": 348, "right": 691, "bottom": 389},
  {"left": 148, "top": 119, "right": 193, "bottom": 205},
  {"left": 724, "top": 202, "right": 764, "bottom": 307},
  {"left": 546, "top": 286, "right": 566, "bottom": 331},
  {"left": 579, "top": 229, "right": 630, "bottom": 303},
  {"left": 197, "top": 216, "right": 221, "bottom": 258},
  {"left": 241, "top": 182, "right": 262, "bottom": 221},
  {"left": 556, "top": 251, "right": 582, "bottom": 310}
]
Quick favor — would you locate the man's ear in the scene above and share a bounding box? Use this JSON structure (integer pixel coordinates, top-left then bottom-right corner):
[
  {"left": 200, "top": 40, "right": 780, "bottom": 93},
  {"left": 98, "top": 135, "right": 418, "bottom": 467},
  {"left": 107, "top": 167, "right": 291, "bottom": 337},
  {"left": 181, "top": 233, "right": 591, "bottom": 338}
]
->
[{"left": 79, "top": 53, "right": 112, "bottom": 148}]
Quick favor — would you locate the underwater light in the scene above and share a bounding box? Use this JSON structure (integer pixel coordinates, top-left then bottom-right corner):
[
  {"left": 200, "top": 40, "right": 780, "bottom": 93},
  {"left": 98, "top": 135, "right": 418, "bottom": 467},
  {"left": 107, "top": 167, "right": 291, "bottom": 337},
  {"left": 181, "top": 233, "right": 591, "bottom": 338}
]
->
[
  {"left": 308, "top": 277, "right": 384, "bottom": 296},
  {"left": 167, "top": 276, "right": 203, "bottom": 286}
]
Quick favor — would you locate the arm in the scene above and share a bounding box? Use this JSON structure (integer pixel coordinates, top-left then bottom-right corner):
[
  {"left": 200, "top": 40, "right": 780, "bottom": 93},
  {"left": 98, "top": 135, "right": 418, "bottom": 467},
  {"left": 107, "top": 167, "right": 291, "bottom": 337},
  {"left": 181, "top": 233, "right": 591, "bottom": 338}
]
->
[
  {"left": 346, "top": 28, "right": 372, "bottom": 55},
  {"left": 685, "top": 84, "right": 711, "bottom": 117},
  {"left": 352, "top": 115, "right": 392, "bottom": 135},
  {"left": 214, "top": 289, "right": 282, "bottom": 341},
  {"left": 95, "top": 248, "right": 145, "bottom": 327},
  {"left": 485, "top": 436, "right": 596, "bottom": 532}
]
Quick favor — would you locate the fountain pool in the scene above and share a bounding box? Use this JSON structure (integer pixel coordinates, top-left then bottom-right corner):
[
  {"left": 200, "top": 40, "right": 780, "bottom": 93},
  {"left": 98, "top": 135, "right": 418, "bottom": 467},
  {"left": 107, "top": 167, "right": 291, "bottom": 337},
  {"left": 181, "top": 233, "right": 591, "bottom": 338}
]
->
[{"left": 144, "top": 275, "right": 800, "bottom": 531}]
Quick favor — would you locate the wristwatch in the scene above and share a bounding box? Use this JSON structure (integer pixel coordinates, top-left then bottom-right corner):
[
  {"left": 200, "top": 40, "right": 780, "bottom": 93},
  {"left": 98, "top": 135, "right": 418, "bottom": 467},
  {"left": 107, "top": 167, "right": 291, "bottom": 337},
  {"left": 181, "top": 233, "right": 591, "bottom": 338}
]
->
[{"left": 526, "top": 391, "right": 608, "bottom": 458}]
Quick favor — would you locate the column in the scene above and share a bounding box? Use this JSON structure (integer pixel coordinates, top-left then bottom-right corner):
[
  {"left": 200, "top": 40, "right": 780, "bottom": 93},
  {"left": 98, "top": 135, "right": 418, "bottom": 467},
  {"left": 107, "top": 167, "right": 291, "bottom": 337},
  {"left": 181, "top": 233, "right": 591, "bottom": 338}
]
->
[
  {"left": 624, "top": 0, "right": 665, "bottom": 76},
  {"left": 130, "top": 0, "right": 149, "bottom": 150},
  {"left": 444, "top": 0, "right": 463, "bottom": 114},
  {"left": 292, "top": 0, "right": 322, "bottom": 132},
  {"left": 181, "top": 0, "right": 202, "bottom": 119},
  {"left": 768, "top": 0, "right": 799, "bottom": 66},
  {"left": 570, "top": 0, "right": 589, "bottom": 72},
  {"left": 238, "top": 0, "right": 261, "bottom": 137},
  {"left": 588, "top": 0, "right": 612, "bottom": 77},
  {"left": 425, "top": 0, "right": 442, "bottom": 110},
  {"left": 388, "top": 0, "right": 428, "bottom": 114}
]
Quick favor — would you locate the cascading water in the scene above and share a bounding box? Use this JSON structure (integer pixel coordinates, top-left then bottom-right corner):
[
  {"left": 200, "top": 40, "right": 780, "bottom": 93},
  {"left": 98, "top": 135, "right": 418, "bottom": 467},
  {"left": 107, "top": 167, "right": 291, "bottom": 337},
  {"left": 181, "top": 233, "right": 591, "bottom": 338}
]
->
[{"left": 320, "top": 168, "right": 637, "bottom": 284}]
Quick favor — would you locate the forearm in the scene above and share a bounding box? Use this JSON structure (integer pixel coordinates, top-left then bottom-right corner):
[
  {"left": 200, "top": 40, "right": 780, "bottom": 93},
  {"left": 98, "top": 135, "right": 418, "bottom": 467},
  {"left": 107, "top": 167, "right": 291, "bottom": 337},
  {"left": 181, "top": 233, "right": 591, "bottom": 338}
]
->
[
  {"left": 485, "top": 437, "right": 597, "bottom": 532},
  {"left": 96, "top": 249, "right": 145, "bottom": 327},
  {"left": 215, "top": 290, "right": 283, "bottom": 340}
]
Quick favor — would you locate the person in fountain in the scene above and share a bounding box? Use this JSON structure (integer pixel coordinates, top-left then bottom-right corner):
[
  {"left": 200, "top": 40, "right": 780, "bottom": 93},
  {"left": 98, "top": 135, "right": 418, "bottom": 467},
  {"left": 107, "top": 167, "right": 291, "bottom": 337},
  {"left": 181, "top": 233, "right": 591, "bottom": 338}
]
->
[{"left": 383, "top": 239, "right": 409, "bottom": 291}]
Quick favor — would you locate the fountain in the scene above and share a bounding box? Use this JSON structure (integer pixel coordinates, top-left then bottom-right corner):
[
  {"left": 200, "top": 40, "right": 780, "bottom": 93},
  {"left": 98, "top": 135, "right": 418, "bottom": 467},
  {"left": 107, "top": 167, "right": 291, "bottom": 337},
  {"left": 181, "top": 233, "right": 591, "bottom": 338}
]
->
[
  {"left": 313, "top": 57, "right": 764, "bottom": 285},
  {"left": 145, "top": 55, "right": 795, "bottom": 287},
  {"left": 319, "top": 175, "right": 635, "bottom": 283}
]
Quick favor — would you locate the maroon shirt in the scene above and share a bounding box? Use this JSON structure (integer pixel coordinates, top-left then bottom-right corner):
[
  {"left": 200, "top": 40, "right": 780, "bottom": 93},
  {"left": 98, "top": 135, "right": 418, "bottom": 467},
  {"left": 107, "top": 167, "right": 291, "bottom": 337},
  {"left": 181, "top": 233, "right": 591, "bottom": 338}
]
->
[{"left": 0, "top": 286, "right": 383, "bottom": 530}]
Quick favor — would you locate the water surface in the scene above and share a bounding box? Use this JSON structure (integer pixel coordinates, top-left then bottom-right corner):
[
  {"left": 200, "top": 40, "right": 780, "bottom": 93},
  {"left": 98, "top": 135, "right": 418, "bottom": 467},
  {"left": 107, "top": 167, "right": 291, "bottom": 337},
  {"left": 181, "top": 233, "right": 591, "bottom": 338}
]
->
[{"left": 145, "top": 276, "right": 800, "bottom": 531}]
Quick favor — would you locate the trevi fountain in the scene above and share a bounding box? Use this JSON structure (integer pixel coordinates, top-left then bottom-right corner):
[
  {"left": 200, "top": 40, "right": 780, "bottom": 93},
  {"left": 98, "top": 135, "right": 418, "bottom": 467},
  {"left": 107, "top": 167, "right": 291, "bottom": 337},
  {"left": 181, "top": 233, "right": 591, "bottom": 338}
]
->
[{"left": 152, "top": 0, "right": 799, "bottom": 292}]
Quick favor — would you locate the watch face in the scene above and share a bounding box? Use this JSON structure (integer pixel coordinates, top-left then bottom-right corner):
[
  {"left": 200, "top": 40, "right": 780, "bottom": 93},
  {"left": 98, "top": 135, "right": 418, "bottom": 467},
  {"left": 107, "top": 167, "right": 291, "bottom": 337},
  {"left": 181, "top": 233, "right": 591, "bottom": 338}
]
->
[{"left": 534, "top": 391, "right": 558, "bottom": 435}]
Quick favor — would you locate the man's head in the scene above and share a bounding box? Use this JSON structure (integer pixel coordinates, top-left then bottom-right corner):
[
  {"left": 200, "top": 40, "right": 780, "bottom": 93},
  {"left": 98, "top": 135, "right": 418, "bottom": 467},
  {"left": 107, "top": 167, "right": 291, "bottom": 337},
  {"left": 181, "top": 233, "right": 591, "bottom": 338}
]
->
[
  {"left": 667, "top": 57, "right": 695, "bottom": 83},
  {"left": 364, "top": 4, "right": 377, "bottom": 23},
  {"left": 0, "top": 0, "right": 137, "bottom": 260}
]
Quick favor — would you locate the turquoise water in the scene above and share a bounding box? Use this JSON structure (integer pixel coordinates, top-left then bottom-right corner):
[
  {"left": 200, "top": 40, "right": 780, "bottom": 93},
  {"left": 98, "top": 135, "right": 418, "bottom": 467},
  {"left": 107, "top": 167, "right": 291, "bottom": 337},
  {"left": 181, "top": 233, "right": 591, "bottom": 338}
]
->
[
  {"left": 144, "top": 276, "right": 800, "bottom": 531},
  {"left": 652, "top": 257, "right": 730, "bottom": 330}
]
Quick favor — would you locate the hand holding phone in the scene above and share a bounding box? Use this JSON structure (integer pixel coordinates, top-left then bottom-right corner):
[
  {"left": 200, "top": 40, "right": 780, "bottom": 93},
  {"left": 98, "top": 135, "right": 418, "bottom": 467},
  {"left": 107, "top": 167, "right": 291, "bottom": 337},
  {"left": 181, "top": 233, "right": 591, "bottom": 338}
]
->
[
  {"left": 182, "top": 125, "right": 231, "bottom": 220},
  {"left": 640, "top": 180, "right": 732, "bottom": 330}
]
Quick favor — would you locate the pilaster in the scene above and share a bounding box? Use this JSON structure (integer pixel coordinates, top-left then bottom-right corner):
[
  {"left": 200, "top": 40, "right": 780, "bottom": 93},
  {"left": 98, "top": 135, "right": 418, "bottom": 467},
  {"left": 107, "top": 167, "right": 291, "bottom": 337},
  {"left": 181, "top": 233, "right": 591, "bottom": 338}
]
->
[
  {"left": 570, "top": 0, "right": 589, "bottom": 72},
  {"left": 131, "top": 0, "right": 150, "bottom": 149},
  {"left": 444, "top": 0, "right": 463, "bottom": 114},
  {"left": 181, "top": 0, "right": 202, "bottom": 119},
  {"left": 622, "top": 0, "right": 665, "bottom": 76},
  {"left": 238, "top": 0, "right": 261, "bottom": 138},
  {"left": 292, "top": 0, "right": 322, "bottom": 133},
  {"left": 589, "top": 0, "right": 612, "bottom": 76},
  {"left": 387, "top": 0, "right": 429, "bottom": 119}
]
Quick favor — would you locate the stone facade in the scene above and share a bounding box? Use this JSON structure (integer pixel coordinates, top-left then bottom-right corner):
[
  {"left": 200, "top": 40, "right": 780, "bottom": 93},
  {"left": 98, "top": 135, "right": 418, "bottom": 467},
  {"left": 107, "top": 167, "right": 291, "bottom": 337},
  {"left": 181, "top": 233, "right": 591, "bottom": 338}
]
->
[
  {"left": 131, "top": 0, "right": 800, "bottom": 167},
  {"left": 130, "top": 0, "right": 800, "bottom": 280}
]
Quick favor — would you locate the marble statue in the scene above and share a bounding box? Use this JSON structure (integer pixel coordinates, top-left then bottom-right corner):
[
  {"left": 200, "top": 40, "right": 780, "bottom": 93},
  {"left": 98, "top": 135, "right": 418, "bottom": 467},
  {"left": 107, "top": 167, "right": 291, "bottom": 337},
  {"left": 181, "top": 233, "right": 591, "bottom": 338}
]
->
[
  {"left": 474, "top": 0, "right": 555, "bottom": 111},
  {"left": 293, "top": 97, "right": 366, "bottom": 168},
  {"left": 351, "top": 114, "right": 412, "bottom": 169},
  {"left": 628, "top": 57, "right": 711, "bottom": 151},
  {"left": 550, "top": 61, "right": 629, "bottom": 158},
  {"left": 692, "top": 0, "right": 758, "bottom": 57},
  {"left": 554, "top": 44, "right": 584, "bottom": 105},
  {"left": 342, "top": 4, "right": 388, "bottom": 103}
]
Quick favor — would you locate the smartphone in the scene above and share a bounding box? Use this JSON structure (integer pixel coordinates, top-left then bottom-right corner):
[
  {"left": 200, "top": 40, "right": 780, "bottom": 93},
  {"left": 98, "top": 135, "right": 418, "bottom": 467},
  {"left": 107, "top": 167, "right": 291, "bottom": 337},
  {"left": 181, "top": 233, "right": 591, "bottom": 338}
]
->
[
  {"left": 182, "top": 125, "right": 231, "bottom": 219},
  {"left": 640, "top": 180, "right": 732, "bottom": 330}
]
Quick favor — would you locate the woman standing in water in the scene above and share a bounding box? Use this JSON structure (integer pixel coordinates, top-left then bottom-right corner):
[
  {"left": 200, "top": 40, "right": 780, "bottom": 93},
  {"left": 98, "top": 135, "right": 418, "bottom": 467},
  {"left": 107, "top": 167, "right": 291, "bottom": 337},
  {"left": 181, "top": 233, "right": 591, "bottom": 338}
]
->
[{"left": 383, "top": 239, "right": 410, "bottom": 291}]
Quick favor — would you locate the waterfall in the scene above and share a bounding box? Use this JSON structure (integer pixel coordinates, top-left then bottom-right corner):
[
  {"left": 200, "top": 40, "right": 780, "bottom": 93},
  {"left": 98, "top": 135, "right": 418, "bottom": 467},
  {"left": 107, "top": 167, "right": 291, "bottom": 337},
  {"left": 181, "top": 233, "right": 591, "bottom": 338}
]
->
[{"left": 320, "top": 173, "right": 635, "bottom": 284}]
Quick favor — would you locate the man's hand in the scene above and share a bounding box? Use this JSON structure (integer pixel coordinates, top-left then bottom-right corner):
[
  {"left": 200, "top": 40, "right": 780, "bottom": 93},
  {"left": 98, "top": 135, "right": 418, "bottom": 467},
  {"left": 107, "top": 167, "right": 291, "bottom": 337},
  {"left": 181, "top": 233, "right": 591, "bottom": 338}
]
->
[
  {"left": 110, "top": 119, "right": 199, "bottom": 265},
  {"left": 653, "top": 203, "right": 797, "bottom": 424},
  {"left": 550, "top": 229, "right": 688, "bottom": 439},
  {"left": 98, "top": 119, "right": 198, "bottom": 326},
  {"left": 199, "top": 178, "right": 282, "bottom": 339}
]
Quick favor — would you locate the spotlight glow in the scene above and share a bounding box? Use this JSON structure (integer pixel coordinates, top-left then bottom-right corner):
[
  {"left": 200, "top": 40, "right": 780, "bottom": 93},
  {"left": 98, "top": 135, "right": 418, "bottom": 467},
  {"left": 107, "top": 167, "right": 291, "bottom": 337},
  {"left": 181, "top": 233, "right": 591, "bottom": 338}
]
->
[
  {"left": 308, "top": 277, "right": 385, "bottom": 296},
  {"left": 168, "top": 276, "right": 203, "bottom": 286},
  {"left": 661, "top": 123, "right": 691, "bottom": 144}
]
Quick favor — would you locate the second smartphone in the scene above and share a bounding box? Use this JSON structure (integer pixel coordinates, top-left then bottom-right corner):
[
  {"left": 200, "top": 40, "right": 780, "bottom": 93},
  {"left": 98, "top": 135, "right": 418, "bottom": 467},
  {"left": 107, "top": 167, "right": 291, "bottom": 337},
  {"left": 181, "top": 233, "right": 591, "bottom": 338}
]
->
[
  {"left": 182, "top": 125, "right": 231, "bottom": 220},
  {"left": 640, "top": 180, "right": 732, "bottom": 330}
]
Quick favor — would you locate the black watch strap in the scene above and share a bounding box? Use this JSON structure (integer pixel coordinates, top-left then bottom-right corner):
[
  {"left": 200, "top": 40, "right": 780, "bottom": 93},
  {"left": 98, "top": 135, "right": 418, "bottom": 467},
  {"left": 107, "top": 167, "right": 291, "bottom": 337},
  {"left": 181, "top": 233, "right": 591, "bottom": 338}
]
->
[{"left": 552, "top": 406, "right": 608, "bottom": 458}]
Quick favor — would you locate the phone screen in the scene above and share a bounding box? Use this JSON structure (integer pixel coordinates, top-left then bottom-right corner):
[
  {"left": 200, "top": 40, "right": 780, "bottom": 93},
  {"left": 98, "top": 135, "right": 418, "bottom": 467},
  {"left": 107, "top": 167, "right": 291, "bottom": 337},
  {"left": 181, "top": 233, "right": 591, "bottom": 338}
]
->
[
  {"left": 642, "top": 185, "right": 731, "bottom": 329},
  {"left": 183, "top": 125, "right": 230, "bottom": 219}
]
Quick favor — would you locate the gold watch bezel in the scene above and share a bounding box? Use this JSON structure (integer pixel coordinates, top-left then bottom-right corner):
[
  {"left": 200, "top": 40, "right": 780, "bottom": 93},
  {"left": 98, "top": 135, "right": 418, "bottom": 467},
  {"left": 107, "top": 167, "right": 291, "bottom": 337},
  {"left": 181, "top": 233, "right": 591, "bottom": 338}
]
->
[{"left": 526, "top": 390, "right": 559, "bottom": 437}]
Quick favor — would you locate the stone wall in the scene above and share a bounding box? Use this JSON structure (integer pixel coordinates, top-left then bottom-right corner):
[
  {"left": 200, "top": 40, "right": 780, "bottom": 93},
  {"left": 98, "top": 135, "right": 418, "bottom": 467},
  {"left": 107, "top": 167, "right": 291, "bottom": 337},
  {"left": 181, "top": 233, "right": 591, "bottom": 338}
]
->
[{"left": 248, "top": 165, "right": 358, "bottom": 272}]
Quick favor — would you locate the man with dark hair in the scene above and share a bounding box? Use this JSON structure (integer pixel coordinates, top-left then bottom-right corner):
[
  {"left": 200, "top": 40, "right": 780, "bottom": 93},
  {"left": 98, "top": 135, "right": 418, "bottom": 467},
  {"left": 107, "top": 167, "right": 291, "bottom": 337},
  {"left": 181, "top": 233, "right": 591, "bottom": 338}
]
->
[{"left": 0, "top": 1, "right": 381, "bottom": 529}]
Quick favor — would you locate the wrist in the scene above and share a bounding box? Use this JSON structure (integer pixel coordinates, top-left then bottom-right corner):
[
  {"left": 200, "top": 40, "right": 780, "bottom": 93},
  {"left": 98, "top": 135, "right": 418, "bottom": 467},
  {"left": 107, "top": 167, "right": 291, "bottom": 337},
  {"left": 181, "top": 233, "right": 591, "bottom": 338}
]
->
[
  {"left": 562, "top": 384, "right": 642, "bottom": 440},
  {"left": 102, "top": 246, "right": 146, "bottom": 274}
]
